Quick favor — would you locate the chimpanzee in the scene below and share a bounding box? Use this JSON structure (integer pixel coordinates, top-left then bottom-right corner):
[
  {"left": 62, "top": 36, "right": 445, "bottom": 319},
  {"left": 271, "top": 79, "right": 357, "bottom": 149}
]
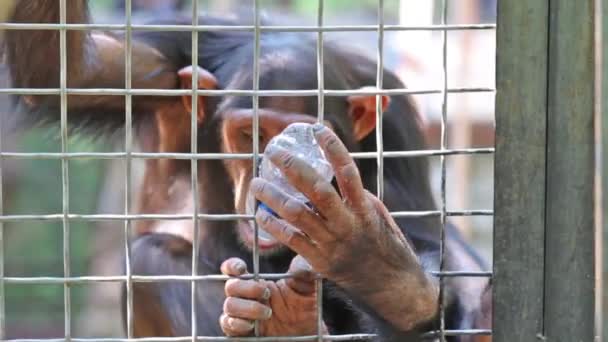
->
[{"left": 4, "top": 1, "right": 492, "bottom": 341}]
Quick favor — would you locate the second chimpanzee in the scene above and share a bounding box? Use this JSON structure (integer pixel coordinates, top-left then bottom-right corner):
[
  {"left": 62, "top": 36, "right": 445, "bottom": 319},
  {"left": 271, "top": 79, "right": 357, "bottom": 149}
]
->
[{"left": 4, "top": 1, "right": 491, "bottom": 341}]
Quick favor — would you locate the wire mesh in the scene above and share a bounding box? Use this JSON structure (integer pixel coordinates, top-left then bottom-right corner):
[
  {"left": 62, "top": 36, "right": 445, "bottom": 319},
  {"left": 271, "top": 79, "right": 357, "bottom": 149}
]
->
[{"left": 0, "top": 0, "right": 495, "bottom": 341}]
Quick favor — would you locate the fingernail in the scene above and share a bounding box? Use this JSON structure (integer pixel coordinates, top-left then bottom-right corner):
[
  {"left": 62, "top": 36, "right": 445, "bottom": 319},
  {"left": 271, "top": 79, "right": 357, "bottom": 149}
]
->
[
  {"left": 262, "top": 288, "right": 271, "bottom": 300},
  {"left": 230, "top": 317, "right": 254, "bottom": 331},
  {"left": 264, "top": 307, "right": 273, "bottom": 320},
  {"left": 235, "top": 261, "right": 247, "bottom": 274},
  {"left": 312, "top": 123, "right": 325, "bottom": 133}
]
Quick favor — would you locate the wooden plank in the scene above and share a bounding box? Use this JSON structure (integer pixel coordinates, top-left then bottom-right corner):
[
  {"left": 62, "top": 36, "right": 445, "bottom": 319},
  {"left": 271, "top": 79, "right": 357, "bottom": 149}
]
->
[
  {"left": 544, "top": 0, "right": 596, "bottom": 341},
  {"left": 493, "top": 1, "right": 549, "bottom": 341}
]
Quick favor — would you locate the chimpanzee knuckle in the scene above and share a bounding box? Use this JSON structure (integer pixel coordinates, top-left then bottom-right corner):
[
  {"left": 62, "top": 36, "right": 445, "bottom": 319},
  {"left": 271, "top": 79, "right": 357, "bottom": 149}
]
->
[
  {"left": 311, "top": 180, "right": 334, "bottom": 205},
  {"left": 219, "top": 314, "right": 231, "bottom": 335},
  {"left": 226, "top": 279, "right": 263, "bottom": 298},
  {"left": 284, "top": 230, "right": 298, "bottom": 246},
  {"left": 282, "top": 199, "right": 305, "bottom": 222},
  {"left": 338, "top": 163, "right": 360, "bottom": 181},
  {"left": 223, "top": 297, "right": 233, "bottom": 315},
  {"left": 323, "top": 135, "right": 340, "bottom": 152},
  {"left": 224, "top": 279, "right": 240, "bottom": 297}
]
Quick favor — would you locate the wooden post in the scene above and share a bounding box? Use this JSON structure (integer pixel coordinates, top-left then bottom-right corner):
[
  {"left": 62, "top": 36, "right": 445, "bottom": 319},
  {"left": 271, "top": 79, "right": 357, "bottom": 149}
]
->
[
  {"left": 493, "top": 1, "right": 549, "bottom": 340},
  {"left": 543, "top": 0, "right": 596, "bottom": 340}
]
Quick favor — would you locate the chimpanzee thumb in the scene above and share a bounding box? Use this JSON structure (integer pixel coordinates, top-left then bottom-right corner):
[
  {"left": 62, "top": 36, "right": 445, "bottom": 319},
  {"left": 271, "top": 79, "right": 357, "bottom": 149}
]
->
[{"left": 285, "top": 255, "right": 317, "bottom": 296}]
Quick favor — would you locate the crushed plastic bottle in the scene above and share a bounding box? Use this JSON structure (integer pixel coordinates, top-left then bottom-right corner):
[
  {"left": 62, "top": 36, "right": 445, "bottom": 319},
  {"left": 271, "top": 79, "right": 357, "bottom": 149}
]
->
[{"left": 246, "top": 123, "right": 335, "bottom": 242}]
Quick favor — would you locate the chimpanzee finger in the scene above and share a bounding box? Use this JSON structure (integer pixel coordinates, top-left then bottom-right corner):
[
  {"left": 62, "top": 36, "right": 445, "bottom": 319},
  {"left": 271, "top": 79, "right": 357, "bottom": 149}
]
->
[
  {"left": 264, "top": 144, "right": 345, "bottom": 221},
  {"left": 312, "top": 124, "right": 369, "bottom": 213},
  {"left": 219, "top": 313, "right": 254, "bottom": 337},
  {"left": 225, "top": 278, "right": 271, "bottom": 301},
  {"left": 224, "top": 297, "right": 273, "bottom": 321},
  {"left": 285, "top": 255, "right": 317, "bottom": 295},
  {"left": 255, "top": 209, "right": 319, "bottom": 259},
  {"left": 220, "top": 258, "right": 248, "bottom": 277},
  {"left": 250, "top": 178, "right": 333, "bottom": 242}
]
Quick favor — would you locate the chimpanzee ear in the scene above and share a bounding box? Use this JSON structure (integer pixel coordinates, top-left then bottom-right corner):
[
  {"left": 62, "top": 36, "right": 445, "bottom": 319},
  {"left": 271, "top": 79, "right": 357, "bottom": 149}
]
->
[
  {"left": 178, "top": 66, "right": 218, "bottom": 125},
  {"left": 347, "top": 87, "right": 391, "bottom": 141}
]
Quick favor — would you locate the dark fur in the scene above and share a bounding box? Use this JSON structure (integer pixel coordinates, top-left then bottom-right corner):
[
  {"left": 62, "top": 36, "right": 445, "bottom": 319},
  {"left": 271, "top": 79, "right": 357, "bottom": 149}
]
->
[{"left": 5, "top": 2, "right": 490, "bottom": 341}]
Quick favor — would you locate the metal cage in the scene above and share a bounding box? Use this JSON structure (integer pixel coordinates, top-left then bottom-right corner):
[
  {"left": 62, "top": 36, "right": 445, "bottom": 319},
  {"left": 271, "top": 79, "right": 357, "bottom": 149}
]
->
[{"left": 0, "top": 0, "right": 602, "bottom": 341}]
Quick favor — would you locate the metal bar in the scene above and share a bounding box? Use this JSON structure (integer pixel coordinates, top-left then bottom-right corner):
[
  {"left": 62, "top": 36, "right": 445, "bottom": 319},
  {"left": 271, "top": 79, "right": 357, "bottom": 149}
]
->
[
  {"left": 252, "top": 0, "right": 262, "bottom": 337},
  {"left": 1, "top": 329, "right": 490, "bottom": 342},
  {"left": 0, "top": 37, "right": 4, "bottom": 341},
  {"left": 596, "top": 0, "right": 604, "bottom": 336},
  {"left": 0, "top": 23, "right": 496, "bottom": 32},
  {"left": 438, "top": 0, "right": 448, "bottom": 341},
  {"left": 493, "top": 1, "right": 549, "bottom": 341},
  {"left": 602, "top": 0, "right": 608, "bottom": 337},
  {"left": 58, "top": 1, "right": 71, "bottom": 340},
  {"left": 376, "top": 0, "right": 385, "bottom": 201},
  {"left": 543, "top": 0, "right": 596, "bottom": 340},
  {"left": 0, "top": 148, "right": 495, "bottom": 161},
  {"left": 1, "top": 271, "right": 492, "bottom": 285},
  {"left": 315, "top": 1, "right": 325, "bottom": 340},
  {"left": 0, "top": 87, "right": 495, "bottom": 96},
  {"left": 190, "top": 2, "right": 201, "bottom": 341},
  {"left": 0, "top": 210, "right": 493, "bottom": 223},
  {"left": 123, "top": 0, "right": 134, "bottom": 338}
]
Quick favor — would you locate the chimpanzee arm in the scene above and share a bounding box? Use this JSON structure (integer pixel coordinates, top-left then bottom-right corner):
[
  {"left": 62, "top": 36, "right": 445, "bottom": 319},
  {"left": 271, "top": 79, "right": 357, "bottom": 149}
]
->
[
  {"left": 4, "top": 0, "right": 179, "bottom": 127},
  {"left": 127, "top": 233, "right": 226, "bottom": 337}
]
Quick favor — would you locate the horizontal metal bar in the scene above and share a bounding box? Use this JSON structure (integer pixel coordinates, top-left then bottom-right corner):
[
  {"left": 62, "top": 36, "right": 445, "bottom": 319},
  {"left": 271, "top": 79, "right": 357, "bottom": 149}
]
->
[
  {"left": 0, "top": 209, "right": 492, "bottom": 222},
  {"left": 0, "top": 23, "right": 496, "bottom": 32},
  {"left": 2, "top": 271, "right": 491, "bottom": 285},
  {"left": 392, "top": 209, "right": 494, "bottom": 218},
  {"left": 4, "top": 337, "right": 374, "bottom": 342},
  {"left": 3, "top": 329, "right": 491, "bottom": 342},
  {"left": 0, "top": 87, "right": 495, "bottom": 97},
  {"left": 0, "top": 148, "right": 494, "bottom": 161},
  {"left": 421, "top": 329, "right": 492, "bottom": 338}
]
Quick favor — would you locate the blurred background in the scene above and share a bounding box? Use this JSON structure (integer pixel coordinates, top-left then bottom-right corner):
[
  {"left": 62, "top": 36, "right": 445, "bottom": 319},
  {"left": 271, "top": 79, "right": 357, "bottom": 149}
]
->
[{"left": 0, "top": 0, "right": 496, "bottom": 338}]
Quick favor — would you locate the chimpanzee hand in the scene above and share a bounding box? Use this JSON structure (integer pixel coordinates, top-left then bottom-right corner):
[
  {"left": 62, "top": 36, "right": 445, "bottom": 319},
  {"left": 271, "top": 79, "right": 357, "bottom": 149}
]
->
[
  {"left": 249, "top": 123, "right": 438, "bottom": 332},
  {"left": 219, "top": 255, "right": 327, "bottom": 337}
]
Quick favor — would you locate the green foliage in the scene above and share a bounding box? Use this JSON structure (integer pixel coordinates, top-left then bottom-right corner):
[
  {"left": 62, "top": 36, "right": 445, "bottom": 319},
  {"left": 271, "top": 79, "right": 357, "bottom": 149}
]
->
[{"left": 4, "top": 130, "right": 105, "bottom": 336}]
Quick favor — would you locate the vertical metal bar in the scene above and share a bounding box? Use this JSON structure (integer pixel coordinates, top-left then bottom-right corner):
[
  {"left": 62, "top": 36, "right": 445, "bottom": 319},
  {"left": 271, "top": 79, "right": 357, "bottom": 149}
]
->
[
  {"left": 59, "top": 0, "right": 71, "bottom": 340},
  {"left": 595, "top": 0, "right": 603, "bottom": 337},
  {"left": 252, "top": 0, "right": 261, "bottom": 337},
  {"left": 375, "top": 0, "right": 385, "bottom": 201},
  {"left": 123, "top": 0, "right": 134, "bottom": 338},
  {"left": 316, "top": 0, "right": 325, "bottom": 124},
  {"left": 544, "top": 0, "right": 596, "bottom": 340},
  {"left": 316, "top": 2, "right": 325, "bottom": 340},
  {"left": 438, "top": 1, "right": 448, "bottom": 341},
  {"left": 493, "top": 1, "right": 548, "bottom": 341},
  {"left": 601, "top": 0, "right": 608, "bottom": 339},
  {"left": 0, "top": 66, "right": 5, "bottom": 342},
  {"left": 190, "top": 1, "right": 201, "bottom": 341}
]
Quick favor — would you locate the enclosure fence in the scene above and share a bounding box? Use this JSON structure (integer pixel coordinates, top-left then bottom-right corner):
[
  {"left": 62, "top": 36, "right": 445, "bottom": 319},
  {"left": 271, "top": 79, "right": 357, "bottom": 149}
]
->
[{"left": 0, "top": 0, "right": 601, "bottom": 341}]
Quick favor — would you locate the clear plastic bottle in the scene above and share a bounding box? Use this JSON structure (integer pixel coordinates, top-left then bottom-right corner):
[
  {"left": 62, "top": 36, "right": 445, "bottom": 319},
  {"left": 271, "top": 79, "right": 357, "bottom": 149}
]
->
[{"left": 246, "top": 123, "right": 335, "bottom": 241}]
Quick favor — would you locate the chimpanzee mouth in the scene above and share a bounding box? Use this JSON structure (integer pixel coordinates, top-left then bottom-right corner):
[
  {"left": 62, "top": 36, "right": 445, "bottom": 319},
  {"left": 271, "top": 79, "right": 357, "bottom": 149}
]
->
[{"left": 237, "top": 220, "right": 282, "bottom": 251}]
